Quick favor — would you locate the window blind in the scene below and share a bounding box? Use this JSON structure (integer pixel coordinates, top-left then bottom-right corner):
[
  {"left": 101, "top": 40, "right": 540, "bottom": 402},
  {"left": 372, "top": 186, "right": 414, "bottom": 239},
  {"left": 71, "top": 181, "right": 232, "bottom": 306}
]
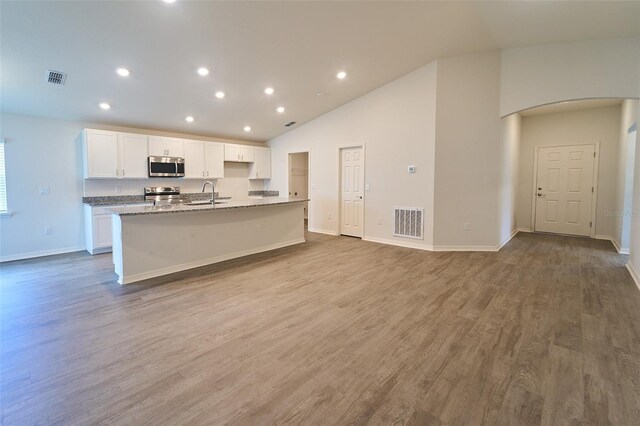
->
[{"left": 0, "top": 142, "right": 6, "bottom": 212}]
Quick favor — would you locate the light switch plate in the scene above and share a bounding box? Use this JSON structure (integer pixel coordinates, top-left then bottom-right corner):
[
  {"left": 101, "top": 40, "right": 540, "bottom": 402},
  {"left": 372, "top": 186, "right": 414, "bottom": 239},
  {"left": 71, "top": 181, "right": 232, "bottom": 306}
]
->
[{"left": 39, "top": 186, "right": 50, "bottom": 195}]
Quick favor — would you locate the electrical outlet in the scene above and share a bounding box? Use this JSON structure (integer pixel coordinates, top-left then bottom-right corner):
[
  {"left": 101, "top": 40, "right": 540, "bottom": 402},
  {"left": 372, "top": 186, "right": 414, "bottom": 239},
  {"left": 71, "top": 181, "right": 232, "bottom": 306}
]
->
[
  {"left": 464, "top": 223, "right": 471, "bottom": 231},
  {"left": 254, "top": 224, "right": 260, "bottom": 232},
  {"left": 311, "top": 184, "right": 317, "bottom": 190},
  {"left": 365, "top": 184, "right": 370, "bottom": 191},
  {"left": 44, "top": 226, "right": 53, "bottom": 235},
  {"left": 39, "top": 186, "right": 50, "bottom": 195},
  {"left": 377, "top": 217, "right": 383, "bottom": 225},
  {"left": 328, "top": 213, "right": 332, "bottom": 220}
]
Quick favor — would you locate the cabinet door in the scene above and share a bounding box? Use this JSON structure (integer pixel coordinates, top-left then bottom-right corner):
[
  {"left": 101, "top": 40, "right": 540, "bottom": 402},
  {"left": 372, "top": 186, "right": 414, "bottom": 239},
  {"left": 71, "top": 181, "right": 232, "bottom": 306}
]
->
[
  {"left": 184, "top": 140, "right": 205, "bottom": 178},
  {"left": 250, "top": 147, "right": 271, "bottom": 179},
  {"left": 224, "top": 144, "right": 240, "bottom": 162},
  {"left": 84, "top": 129, "right": 119, "bottom": 178},
  {"left": 93, "top": 215, "right": 112, "bottom": 248},
  {"left": 240, "top": 146, "right": 255, "bottom": 162},
  {"left": 149, "top": 137, "right": 185, "bottom": 157},
  {"left": 204, "top": 142, "right": 224, "bottom": 179},
  {"left": 118, "top": 133, "right": 148, "bottom": 178}
]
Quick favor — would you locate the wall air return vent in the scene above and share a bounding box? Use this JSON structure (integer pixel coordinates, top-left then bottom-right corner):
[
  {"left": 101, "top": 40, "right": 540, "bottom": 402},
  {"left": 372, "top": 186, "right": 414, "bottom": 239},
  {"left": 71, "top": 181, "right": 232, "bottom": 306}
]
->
[
  {"left": 394, "top": 207, "right": 424, "bottom": 239},
  {"left": 284, "top": 121, "right": 296, "bottom": 127},
  {"left": 46, "top": 70, "right": 67, "bottom": 85}
]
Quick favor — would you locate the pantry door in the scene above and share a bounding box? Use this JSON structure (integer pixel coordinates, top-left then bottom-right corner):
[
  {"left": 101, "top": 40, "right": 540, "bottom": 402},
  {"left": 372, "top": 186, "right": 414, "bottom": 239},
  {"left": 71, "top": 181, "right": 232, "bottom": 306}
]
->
[{"left": 340, "top": 146, "right": 364, "bottom": 238}]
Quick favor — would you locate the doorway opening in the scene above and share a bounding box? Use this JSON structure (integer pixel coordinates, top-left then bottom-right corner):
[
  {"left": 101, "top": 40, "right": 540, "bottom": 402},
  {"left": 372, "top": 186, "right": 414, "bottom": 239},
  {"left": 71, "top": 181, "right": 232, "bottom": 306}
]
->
[
  {"left": 532, "top": 143, "right": 599, "bottom": 237},
  {"left": 339, "top": 146, "right": 364, "bottom": 238},
  {"left": 620, "top": 125, "right": 638, "bottom": 253},
  {"left": 288, "top": 152, "right": 309, "bottom": 223}
]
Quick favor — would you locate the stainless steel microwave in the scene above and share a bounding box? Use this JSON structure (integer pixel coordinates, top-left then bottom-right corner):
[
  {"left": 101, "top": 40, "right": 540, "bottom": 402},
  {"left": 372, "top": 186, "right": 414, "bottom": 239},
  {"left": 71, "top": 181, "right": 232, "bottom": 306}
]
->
[{"left": 148, "top": 156, "right": 185, "bottom": 177}]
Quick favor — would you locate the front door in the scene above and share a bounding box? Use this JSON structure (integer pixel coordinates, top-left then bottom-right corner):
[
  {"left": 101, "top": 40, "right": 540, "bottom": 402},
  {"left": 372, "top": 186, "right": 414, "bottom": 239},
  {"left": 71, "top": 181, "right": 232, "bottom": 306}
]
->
[
  {"left": 340, "top": 146, "right": 364, "bottom": 238},
  {"left": 534, "top": 144, "right": 596, "bottom": 236}
]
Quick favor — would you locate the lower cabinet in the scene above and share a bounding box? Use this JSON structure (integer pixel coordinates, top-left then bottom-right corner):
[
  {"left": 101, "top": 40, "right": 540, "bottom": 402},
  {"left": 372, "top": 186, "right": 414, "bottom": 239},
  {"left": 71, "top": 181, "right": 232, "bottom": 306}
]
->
[{"left": 84, "top": 204, "right": 152, "bottom": 254}]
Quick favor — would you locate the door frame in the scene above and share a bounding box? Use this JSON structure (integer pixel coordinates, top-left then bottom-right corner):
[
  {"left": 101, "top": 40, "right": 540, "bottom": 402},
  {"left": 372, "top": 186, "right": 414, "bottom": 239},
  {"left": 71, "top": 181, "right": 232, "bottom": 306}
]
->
[
  {"left": 530, "top": 142, "right": 599, "bottom": 238},
  {"left": 338, "top": 144, "right": 366, "bottom": 237},
  {"left": 287, "top": 149, "right": 310, "bottom": 222}
]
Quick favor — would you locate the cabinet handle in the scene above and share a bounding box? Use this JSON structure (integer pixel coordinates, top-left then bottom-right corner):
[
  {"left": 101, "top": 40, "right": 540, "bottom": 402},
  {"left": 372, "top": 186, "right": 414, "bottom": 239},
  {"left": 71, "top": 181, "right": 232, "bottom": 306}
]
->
[
  {"left": 116, "top": 168, "right": 119, "bottom": 176},
  {"left": 207, "top": 171, "right": 209, "bottom": 177},
  {"left": 122, "top": 169, "right": 125, "bottom": 176},
  {"left": 202, "top": 171, "right": 205, "bottom": 177}
]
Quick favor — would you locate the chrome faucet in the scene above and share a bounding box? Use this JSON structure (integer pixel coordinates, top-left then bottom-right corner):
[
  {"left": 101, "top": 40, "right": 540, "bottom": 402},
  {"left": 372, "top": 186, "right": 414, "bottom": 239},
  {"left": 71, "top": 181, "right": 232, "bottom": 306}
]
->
[{"left": 201, "top": 181, "right": 215, "bottom": 204}]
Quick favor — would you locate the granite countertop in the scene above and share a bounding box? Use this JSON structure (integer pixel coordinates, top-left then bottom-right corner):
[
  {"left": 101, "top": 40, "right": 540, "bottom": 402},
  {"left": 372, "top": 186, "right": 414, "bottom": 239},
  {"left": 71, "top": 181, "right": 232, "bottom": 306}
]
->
[
  {"left": 84, "top": 191, "right": 279, "bottom": 206},
  {"left": 107, "top": 197, "right": 307, "bottom": 216}
]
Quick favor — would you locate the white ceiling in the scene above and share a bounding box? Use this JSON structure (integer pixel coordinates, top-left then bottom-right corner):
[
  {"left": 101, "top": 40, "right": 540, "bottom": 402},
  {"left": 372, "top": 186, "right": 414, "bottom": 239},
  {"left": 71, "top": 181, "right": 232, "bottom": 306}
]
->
[{"left": 2, "top": 1, "right": 639, "bottom": 142}]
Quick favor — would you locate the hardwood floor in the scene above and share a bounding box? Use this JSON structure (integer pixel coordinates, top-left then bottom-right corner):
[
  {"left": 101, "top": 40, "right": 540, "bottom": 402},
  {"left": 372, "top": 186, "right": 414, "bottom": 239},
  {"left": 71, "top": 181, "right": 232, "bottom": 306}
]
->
[{"left": 1, "top": 231, "right": 640, "bottom": 425}]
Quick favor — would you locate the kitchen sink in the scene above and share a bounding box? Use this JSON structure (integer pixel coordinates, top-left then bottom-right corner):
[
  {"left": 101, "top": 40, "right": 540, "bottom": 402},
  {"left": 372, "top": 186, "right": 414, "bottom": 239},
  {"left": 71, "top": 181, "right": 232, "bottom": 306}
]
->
[{"left": 187, "top": 200, "right": 227, "bottom": 205}]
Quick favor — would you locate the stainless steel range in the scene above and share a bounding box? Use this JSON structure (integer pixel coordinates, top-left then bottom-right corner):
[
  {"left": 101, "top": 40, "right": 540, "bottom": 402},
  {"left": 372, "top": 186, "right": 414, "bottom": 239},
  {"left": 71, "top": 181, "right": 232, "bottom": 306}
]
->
[{"left": 144, "top": 186, "right": 189, "bottom": 206}]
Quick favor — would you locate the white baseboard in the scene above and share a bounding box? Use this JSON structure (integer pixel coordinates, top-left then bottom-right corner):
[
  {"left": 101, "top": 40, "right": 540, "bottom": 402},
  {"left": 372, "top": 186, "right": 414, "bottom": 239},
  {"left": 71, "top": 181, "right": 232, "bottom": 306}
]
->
[
  {"left": 626, "top": 261, "right": 640, "bottom": 292},
  {"left": 363, "top": 236, "right": 433, "bottom": 251},
  {"left": 0, "top": 245, "right": 86, "bottom": 263},
  {"left": 433, "top": 245, "right": 499, "bottom": 252},
  {"left": 308, "top": 227, "right": 339, "bottom": 236},
  {"left": 609, "top": 238, "right": 630, "bottom": 254},
  {"left": 120, "top": 238, "right": 306, "bottom": 285},
  {"left": 595, "top": 234, "right": 613, "bottom": 241},
  {"left": 498, "top": 228, "right": 519, "bottom": 250},
  {"left": 517, "top": 227, "right": 532, "bottom": 233}
]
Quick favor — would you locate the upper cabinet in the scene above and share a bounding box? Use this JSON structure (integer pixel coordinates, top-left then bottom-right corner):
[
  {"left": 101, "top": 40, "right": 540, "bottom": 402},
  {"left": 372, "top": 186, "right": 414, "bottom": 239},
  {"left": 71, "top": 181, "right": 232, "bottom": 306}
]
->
[
  {"left": 83, "top": 129, "right": 148, "bottom": 179},
  {"left": 148, "top": 136, "right": 184, "bottom": 157},
  {"left": 184, "top": 140, "right": 224, "bottom": 179},
  {"left": 249, "top": 147, "right": 271, "bottom": 180},
  {"left": 224, "top": 144, "right": 254, "bottom": 162}
]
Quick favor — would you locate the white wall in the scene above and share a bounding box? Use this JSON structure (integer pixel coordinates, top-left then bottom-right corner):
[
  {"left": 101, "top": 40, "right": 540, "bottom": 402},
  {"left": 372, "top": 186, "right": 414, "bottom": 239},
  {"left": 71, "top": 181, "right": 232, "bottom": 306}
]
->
[
  {"left": 517, "top": 105, "right": 622, "bottom": 238},
  {"left": 626, "top": 106, "right": 640, "bottom": 288},
  {"left": 0, "top": 113, "right": 264, "bottom": 261},
  {"left": 499, "top": 113, "right": 521, "bottom": 244},
  {"left": 433, "top": 51, "right": 502, "bottom": 249},
  {"left": 500, "top": 37, "right": 640, "bottom": 117},
  {"left": 267, "top": 61, "right": 438, "bottom": 248},
  {"left": 614, "top": 99, "right": 640, "bottom": 251}
]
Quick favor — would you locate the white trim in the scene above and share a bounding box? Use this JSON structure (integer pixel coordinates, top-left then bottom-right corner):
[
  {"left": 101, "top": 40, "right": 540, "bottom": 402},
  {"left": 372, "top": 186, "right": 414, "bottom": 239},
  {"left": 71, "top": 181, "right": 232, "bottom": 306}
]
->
[
  {"left": 517, "top": 227, "right": 532, "bottom": 233},
  {"left": 498, "top": 228, "right": 519, "bottom": 250},
  {"left": 119, "top": 238, "right": 305, "bottom": 284},
  {"left": 0, "top": 245, "right": 86, "bottom": 263},
  {"left": 308, "top": 227, "right": 339, "bottom": 236},
  {"left": 363, "top": 236, "right": 433, "bottom": 251},
  {"left": 626, "top": 261, "right": 640, "bottom": 292},
  {"left": 0, "top": 211, "right": 13, "bottom": 217},
  {"left": 433, "top": 245, "right": 499, "bottom": 252},
  {"left": 594, "top": 234, "right": 613, "bottom": 241},
  {"left": 531, "top": 143, "right": 599, "bottom": 238},
  {"left": 609, "top": 237, "right": 629, "bottom": 254}
]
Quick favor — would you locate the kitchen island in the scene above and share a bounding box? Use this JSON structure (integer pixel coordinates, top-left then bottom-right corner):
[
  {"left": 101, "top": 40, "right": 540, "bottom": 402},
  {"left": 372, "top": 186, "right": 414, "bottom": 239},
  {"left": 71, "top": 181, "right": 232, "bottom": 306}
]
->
[{"left": 108, "top": 198, "right": 306, "bottom": 284}]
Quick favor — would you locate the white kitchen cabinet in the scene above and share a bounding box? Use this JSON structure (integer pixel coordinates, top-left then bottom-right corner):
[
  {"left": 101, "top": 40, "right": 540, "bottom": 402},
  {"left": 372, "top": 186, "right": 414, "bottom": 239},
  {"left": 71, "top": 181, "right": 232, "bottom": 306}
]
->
[
  {"left": 148, "top": 136, "right": 184, "bottom": 157},
  {"left": 184, "top": 140, "right": 224, "bottom": 179},
  {"left": 224, "top": 144, "right": 254, "bottom": 162},
  {"left": 118, "top": 133, "right": 148, "bottom": 178},
  {"left": 204, "top": 142, "right": 224, "bottom": 178},
  {"left": 84, "top": 204, "right": 152, "bottom": 254},
  {"left": 83, "top": 129, "right": 119, "bottom": 178},
  {"left": 83, "top": 130, "right": 148, "bottom": 179},
  {"left": 184, "top": 140, "right": 206, "bottom": 178},
  {"left": 249, "top": 147, "right": 271, "bottom": 179}
]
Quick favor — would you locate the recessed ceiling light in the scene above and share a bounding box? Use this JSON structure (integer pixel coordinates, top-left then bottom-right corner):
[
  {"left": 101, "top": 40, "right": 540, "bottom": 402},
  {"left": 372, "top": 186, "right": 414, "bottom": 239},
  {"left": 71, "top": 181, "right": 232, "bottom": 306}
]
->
[
  {"left": 264, "top": 87, "right": 274, "bottom": 95},
  {"left": 162, "top": 0, "right": 176, "bottom": 3},
  {"left": 116, "top": 68, "right": 130, "bottom": 77},
  {"left": 276, "top": 106, "right": 285, "bottom": 113},
  {"left": 197, "top": 67, "right": 209, "bottom": 76},
  {"left": 243, "top": 126, "right": 251, "bottom": 132},
  {"left": 337, "top": 71, "right": 347, "bottom": 79},
  {"left": 185, "top": 116, "right": 194, "bottom": 122},
  {"left": 215, "top": 91, "right": 225, "bottom": 99},
  {"left": 316, "top": 92, "right": 324, "bottom": 97},
  {"left": 99, "top": 102, "right": 111, "bottom": 110}
]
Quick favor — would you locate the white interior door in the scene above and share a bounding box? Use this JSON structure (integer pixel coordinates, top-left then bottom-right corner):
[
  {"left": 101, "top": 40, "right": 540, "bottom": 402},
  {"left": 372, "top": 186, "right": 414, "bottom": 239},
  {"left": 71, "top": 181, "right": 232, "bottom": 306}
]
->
[
  {"left": 340, "top": 147, "right": 364, "bottom": 237},
  {"left": 534, "top": 144, "right": 596, "bottom": 236}
]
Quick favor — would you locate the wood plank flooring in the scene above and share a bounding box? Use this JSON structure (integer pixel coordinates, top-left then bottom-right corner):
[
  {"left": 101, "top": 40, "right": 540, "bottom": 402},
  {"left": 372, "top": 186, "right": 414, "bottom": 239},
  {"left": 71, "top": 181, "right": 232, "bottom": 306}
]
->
[{"left": 1, "top": 231, "right": 640, "bottom": 425}]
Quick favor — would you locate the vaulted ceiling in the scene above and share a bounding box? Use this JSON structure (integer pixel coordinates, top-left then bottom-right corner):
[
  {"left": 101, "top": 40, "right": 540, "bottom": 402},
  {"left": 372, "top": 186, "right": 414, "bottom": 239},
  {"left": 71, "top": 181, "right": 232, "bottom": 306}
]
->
[{"left": 2, "top": 1, "right": 639, "bottom": 142}]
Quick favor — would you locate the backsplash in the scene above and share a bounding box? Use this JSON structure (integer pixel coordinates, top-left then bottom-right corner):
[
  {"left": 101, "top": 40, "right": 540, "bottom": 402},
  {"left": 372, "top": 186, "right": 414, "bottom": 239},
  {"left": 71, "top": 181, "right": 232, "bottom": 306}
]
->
[{"left": 83, "top": 162, "right": 264, "bottom": 199}]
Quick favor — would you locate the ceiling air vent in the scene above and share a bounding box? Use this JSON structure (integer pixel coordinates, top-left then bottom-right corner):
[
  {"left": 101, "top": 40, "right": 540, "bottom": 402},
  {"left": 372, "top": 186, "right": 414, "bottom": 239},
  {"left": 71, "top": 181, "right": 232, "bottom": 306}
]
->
[
  {"left": 284, "top": 121, "right": 296, "bottom": 127},
  {"left": 46, "top": 70, "right": 67, "bottom": 85}
]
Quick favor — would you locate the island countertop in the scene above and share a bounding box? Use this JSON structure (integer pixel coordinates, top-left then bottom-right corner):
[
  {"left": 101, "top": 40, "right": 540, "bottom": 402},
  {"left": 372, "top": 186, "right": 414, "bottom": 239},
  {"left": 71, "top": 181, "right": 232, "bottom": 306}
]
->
[{"left": 106, "top": 197, "right": 308, "bottom": 216}]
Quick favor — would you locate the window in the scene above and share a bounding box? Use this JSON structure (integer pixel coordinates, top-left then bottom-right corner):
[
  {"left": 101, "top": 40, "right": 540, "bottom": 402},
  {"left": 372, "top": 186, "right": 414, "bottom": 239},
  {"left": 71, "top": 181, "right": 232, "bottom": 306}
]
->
[{"left": 0, "top": 141, "right": 6, "bottom": 212}]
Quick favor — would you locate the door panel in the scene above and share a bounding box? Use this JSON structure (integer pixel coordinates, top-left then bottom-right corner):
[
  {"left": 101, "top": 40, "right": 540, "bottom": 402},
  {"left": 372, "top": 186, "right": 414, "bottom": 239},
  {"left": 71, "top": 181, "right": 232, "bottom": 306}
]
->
[
  {"left": 340, "top": 147, "right": 364, "bottom": 237},
  {"left": 535, "top": 144, "right": 595, "bottom": 236}
]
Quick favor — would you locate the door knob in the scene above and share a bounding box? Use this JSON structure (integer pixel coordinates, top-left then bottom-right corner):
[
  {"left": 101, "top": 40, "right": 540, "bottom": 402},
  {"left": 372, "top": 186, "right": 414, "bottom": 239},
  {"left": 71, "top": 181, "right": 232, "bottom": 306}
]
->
[
  {"left": 538, "top": 187, "right": 542, "bottom": 190},
  {"left": 537, "top": 193, "right": 545, "bottom": 197}
]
